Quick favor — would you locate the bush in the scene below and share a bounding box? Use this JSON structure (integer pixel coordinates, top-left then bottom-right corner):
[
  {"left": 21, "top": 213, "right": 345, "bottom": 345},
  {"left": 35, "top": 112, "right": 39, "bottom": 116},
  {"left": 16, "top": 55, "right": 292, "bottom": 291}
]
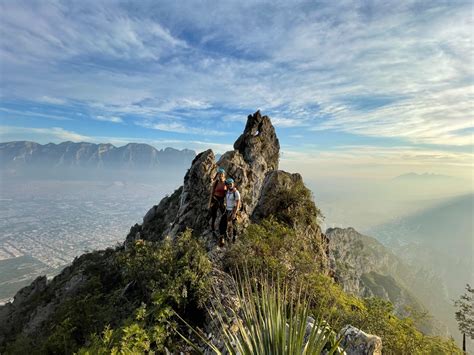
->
[
  {"left": 225, "top": 218, "right": 321, "bottom": 277},
  {"left": 178, "top": 271, "right": 345, "bottom": 354},
  {"left": 273, "top": 179, "right": 322, "bottom": 228},
  {"left": 77, "top": 229, "right": 212, "bottom": 354},
  {"left": 5, "top": 230, "right": 212, "bottom": 354}
]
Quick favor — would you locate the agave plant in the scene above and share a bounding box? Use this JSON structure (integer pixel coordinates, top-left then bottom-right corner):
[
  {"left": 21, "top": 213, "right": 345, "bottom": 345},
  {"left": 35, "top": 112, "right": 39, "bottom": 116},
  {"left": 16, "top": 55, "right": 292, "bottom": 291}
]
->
[{"left": 176, "top": 270, "right": 346, "bottom": 354}]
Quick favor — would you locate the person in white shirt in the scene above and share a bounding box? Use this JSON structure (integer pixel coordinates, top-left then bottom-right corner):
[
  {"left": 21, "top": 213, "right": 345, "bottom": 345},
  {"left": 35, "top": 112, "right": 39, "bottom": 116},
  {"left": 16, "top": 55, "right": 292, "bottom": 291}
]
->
[{"left": 218, "top": 178, "right": 240, "bottom": 246}]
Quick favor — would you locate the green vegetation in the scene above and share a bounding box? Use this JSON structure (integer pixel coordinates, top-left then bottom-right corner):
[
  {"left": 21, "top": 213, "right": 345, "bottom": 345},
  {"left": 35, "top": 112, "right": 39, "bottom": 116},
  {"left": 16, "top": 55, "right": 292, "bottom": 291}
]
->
[
  {"left": 2, "top": 214, "right": 462, "bottom": 354},
  {"left": 179, "top": 271, "right": 344, "bottom": 354},
  {"left": 4, "top": 230, "right": 211, "bottom": 354},
  {"left": 454, "top": 284, "right": 474, "bottom": 352},
  {"left": 225, "top": 218, "right": 462, "bottom": 354},
  {"left": 273, "top": 178, "right": 322, "bottom": 228}
]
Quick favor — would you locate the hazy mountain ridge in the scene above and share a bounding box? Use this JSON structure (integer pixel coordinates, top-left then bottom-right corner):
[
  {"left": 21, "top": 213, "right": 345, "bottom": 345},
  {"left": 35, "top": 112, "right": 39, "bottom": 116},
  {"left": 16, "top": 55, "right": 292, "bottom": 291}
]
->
[
  {"left": 367, "top": 193, "right": 474, "bottom": 346},
  {"left": 327, "top": 227, "right": 446, "bottom": 335},
  {"left": 0, "top": 141, "right": 196, "bottom": 172},
  {"left": 368, "top": 193, "right": 473, "bottom": 291},
  {"left": 393, "top": 172, "right": 458, "bottom": 181}
]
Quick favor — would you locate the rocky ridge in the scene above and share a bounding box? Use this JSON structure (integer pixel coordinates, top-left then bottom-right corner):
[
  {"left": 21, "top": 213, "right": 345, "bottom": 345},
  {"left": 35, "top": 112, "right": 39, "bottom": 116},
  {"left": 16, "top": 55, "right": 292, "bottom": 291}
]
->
[
  {"left": 126, "top": 111, "right": 329, "bottom": 269},
  {"left": 0, "top": 141, "right": 195, "bottom": 173}
]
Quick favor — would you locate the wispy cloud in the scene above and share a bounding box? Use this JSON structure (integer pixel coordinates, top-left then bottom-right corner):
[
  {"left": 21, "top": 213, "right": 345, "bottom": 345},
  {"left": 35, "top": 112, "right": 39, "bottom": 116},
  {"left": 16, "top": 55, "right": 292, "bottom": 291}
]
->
[
  {"left": 0, "top": 125, "right": 91, "bottom": 142},
  {"left": 0, "top": 107, "right": 72, "bottom": 121},
  {"left": 39, "top": 96, "right": 66, "bottom": 105},
  {"left": 0, "top": 0, "right": 472, "bottom": 152},
  {"left": 137, "top": 119, "right": 227, "bottom": 136},
  {"left": 94, "top": 115, "right": 123, "bottom": 123},
  {"left": 280, "top": 144, "right": 474, "bottom": 180}
]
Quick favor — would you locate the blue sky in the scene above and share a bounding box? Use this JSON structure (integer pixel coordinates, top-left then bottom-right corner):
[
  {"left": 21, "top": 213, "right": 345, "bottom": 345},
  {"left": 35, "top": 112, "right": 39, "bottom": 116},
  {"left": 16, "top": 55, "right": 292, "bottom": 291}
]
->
[{"left": 0, "top": 0, "right": 472, "bottom": 178}]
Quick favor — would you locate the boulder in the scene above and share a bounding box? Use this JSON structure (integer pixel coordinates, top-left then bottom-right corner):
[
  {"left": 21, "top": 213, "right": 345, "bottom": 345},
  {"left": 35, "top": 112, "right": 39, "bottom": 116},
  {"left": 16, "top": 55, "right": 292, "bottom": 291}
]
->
[{"left": 339, "top": 325, "right": 382, "bottom": 355}]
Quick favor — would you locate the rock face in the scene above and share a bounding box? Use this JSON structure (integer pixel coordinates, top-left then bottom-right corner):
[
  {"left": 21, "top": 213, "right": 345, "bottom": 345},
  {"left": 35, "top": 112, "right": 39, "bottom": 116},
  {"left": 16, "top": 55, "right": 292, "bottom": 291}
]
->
[
  {"left": 253, "top": 171, "right": 331, "bottom": 274},
  {"left": 126, "top": 111, "right": 331, "bottom": 275},
  {"left": 339, "top": 325, "right": 382, "bottom": 355},
  {"left": 0, "top": 250, "right": 109, "bottom": 345},
  {"left": 126, "top": 111, "right": 289, "bottom": 246},
  {"left": 327, "top": 228, "right": 430, "bottom": 317}
]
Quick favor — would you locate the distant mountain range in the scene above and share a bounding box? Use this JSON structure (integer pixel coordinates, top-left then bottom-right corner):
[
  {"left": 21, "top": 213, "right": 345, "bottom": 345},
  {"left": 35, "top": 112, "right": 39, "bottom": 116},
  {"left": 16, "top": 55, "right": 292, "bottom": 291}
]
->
[
  {"left": 369, "top": 193, "right": 473, "bottom": 290},
  {"left": 327, "top": 227, "right": 446, "bottom": 336},
  {"left": 393, "top": 172, "right": 458, "bottom": 182},
  {"left": 0, "top": 141, "right": 196, "bottom": 177},
  {"left": 368, "top": 193, "right": 474, "bottom": 344}
]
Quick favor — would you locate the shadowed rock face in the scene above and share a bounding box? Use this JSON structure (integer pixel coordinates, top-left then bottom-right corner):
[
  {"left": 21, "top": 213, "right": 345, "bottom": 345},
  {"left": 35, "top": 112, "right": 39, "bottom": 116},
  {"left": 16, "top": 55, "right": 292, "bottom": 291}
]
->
[{"left": 340, "top": 325, "right": 383, "bottom": 355}]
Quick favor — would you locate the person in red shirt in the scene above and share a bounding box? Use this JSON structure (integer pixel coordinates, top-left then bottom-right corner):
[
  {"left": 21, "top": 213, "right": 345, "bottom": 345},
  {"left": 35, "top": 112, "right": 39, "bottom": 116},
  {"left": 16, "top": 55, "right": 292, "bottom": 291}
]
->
[{"left": 208, "top": 167, "right": 227, "bottom": 233}]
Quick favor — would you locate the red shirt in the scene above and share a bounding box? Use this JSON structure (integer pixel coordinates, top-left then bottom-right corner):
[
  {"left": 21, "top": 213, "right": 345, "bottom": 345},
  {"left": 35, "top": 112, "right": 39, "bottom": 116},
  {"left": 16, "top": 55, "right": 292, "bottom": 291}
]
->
[{"left": 213, "top": 180, "right": 227, "bottom": 197}]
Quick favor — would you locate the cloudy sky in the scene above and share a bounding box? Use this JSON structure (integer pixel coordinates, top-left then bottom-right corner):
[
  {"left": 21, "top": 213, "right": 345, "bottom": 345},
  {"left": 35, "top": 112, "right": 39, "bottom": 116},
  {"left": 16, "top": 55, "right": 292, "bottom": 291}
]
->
[{"left": 0, "top": 0, "right": 472, "bottom": 178}]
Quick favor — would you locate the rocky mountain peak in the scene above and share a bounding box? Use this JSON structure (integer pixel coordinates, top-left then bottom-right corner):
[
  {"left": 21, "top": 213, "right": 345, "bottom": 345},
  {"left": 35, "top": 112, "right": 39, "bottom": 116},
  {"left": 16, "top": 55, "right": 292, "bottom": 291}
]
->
[
  {"left": 233, "top": 110, "right": 280, "bottom": 171},
  {"left": 127, "top": 112, "right": 327, "bottom": 262}
]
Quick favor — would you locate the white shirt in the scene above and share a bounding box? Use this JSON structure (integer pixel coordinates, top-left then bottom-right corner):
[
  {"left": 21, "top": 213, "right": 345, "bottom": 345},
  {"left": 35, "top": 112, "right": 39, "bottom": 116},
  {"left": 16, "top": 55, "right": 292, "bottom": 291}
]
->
[{"left": 226, "top": 189, "right": 240, "bottom": 211}]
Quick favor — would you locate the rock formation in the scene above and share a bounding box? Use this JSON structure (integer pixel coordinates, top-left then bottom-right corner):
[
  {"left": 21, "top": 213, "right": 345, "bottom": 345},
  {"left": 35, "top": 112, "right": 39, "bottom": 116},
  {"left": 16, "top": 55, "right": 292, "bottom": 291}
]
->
[
  {"left": 339, "top": 325, "right": 383, "bottom": 355},
  {"left": 127, "top": 111, "right": 287, "bottom": 245}
]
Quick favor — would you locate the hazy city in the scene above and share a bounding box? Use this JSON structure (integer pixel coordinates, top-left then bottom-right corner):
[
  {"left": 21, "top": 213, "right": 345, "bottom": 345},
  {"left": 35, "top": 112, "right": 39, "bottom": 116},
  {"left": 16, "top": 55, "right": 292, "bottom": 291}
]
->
[{"left": 0, "top": 177, "right": 177, "bottom": 304}]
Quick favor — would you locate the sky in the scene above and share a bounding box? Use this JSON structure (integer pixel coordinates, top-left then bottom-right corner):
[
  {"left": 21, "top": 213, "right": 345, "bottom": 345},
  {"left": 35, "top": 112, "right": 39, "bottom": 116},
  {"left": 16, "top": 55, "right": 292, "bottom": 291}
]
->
[{"left": 0, "top": 0, "right": 473, "bottom": 179}]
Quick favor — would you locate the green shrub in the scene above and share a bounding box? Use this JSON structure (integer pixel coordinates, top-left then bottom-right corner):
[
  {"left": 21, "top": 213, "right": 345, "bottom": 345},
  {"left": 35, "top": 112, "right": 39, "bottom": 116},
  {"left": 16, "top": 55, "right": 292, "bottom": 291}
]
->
[
  {"left": 178, "top": 271, "right": 345, "bottom": 354},
  {"left": 225, "top": 218, "right": 321, "bottom": 276},
  {"left": 77, "top": 229, "right": 212, "bottom": 354},
  {"left": 5, "top": 230, "right": 211, "bottom": 354}
]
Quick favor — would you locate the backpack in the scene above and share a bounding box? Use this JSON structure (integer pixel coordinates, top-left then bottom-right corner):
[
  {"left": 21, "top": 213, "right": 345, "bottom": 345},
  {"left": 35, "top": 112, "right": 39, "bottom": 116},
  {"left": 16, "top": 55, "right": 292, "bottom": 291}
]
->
[{"left": 231, "top": 187, "right": 244, "bottom": 212}]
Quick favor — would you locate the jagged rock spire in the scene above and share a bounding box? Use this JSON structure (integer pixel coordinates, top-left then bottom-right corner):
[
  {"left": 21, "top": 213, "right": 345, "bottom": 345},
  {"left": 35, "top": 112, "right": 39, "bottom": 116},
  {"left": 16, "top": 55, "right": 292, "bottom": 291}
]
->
[
  {"left": 126, "top": 110, "right": 329, "bottom": 276},
  {"left": 128, "top": 111, "right": 282, "bottom": 243},
  {"left": 233, "top": 110, "right": 280, "bottom": 171}
]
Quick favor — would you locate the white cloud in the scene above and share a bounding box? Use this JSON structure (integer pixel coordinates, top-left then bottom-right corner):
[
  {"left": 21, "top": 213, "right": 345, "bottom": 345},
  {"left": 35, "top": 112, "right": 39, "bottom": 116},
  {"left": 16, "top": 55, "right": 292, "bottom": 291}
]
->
[
  {"left": 0, "top": 0, "right": 472, "bottom": 149},
  {"left": 39, "top": 96, "right": 66, "bottom": 105},
  {"left": 0, "top": 125, "right": 91, "bottom": 142},
  {"left": 137, "top": 120, "right": 227, "bottom": 136},
  {"left": 280, "top": 145, "right": 474, "bottom": 180},
  {"left": 95, "top": 115, "right": 123, "bottom": 123},
  {"left": 0, "top": 107, "right": 72, "bottom": 121}
]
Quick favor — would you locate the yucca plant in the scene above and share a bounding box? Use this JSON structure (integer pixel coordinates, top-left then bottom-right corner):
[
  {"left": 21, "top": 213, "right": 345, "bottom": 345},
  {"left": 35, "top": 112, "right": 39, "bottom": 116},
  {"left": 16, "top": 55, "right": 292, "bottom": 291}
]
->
[{"left": 176, "top": 270, "right": 346, "bottom": 354}]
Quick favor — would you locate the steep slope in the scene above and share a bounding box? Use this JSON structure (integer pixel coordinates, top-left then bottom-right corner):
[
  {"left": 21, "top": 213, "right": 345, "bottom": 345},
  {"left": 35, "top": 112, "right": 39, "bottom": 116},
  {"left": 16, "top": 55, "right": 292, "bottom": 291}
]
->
[
  {"left": 0, "top": 112, "right": 461, "bottom": 354},
  {"left": 327, "top": 227, "right": 445, "bottom": 335}
]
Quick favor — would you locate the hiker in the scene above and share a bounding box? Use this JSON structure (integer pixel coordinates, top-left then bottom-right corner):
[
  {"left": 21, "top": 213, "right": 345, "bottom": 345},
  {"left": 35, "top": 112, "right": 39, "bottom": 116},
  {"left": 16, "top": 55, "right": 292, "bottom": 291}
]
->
[
  {"left": 208, "top": 167, "right": 227, "bottom": 233},
  {"left": 218, "top": 178, "right": 240, "bottom": 246}
]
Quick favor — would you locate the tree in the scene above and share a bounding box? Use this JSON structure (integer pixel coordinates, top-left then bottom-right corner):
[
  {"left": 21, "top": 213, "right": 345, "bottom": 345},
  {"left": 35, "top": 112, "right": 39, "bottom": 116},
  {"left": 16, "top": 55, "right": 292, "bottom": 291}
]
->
[{"left": 454, "top": 284, "right": 474, "bottom": 353}]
